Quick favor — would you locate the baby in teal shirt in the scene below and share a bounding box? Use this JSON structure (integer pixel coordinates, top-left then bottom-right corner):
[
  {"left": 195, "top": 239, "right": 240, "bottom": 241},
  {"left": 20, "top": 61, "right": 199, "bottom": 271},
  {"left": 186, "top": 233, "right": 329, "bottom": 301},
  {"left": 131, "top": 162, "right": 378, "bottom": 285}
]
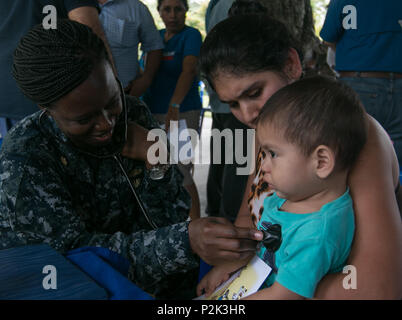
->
[
  {"left": 257, "top": 190, "right": 354, "bottom": 298},
  {"left": 197, "top": 76, "right": 367, "bottom": 299}
]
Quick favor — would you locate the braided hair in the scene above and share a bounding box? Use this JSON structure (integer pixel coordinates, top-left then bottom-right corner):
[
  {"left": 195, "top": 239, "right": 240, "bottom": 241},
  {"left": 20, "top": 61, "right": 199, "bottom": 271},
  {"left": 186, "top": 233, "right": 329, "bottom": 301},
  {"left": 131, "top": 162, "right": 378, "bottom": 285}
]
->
[
  {"left": 228, "top": 0, "right": 268, "bottom": 17},
  {"left": 12, "top": 19, "right": 109, "bottom": 108}
]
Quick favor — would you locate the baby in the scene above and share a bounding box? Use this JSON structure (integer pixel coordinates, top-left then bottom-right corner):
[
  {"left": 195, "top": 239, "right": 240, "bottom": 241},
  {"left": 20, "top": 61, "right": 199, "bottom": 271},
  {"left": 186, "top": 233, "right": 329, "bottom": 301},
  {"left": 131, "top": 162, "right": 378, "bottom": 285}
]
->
[{"left": 197, "top": 76, "right": 367, "bottom": 299}]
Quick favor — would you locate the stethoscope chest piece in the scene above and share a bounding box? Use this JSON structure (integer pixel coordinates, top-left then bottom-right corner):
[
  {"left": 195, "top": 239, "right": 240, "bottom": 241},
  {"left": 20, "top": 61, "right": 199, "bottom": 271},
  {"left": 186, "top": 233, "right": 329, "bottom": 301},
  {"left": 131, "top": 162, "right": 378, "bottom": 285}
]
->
[{"left": 261, "top": 223, "right": 282, "bottom": 252}]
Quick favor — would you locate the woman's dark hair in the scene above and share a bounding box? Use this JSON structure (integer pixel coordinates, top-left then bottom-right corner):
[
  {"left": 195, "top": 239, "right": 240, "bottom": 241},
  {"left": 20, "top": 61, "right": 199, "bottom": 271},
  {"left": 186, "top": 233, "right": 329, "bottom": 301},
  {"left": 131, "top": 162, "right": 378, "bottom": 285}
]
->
[
  {"left": 256, "top": 76, "right": 367, "bottom": 171},
  {"left": 228, "top": 0, "right": 267, "bottom": 17},
  {"left": 12, "top": 19, "right": 109, "bottom": 108},
  {"left": 199, "top": 14, "right": 302, "bottom": 88},
  {"left": 157, "top": 0, "right": 189, "bottom": 11}
]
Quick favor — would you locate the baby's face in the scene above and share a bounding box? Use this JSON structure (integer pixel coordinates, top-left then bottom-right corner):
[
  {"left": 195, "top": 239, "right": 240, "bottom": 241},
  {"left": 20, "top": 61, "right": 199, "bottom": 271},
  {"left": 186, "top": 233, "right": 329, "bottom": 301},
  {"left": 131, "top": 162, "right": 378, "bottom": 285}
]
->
[{"left": 256, "top": 122, "right": 317, "bottom": 202}]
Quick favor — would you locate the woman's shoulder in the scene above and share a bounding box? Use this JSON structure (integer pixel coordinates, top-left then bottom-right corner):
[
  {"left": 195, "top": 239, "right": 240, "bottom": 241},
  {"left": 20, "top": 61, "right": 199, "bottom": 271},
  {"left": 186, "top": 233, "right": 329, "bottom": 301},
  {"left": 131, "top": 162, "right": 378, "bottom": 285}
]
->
[
  {"left": 1, "top": 112, "right": 46, "bottom": 158},
  {"left": 184, "top": 25, "right": 201, "bottom": 34},
  {"left": 0, "top": 111, "right": 65, "bottom": 184},
  {"left": 0, "top": 113, "right": 60, "bottom": 192},
  {"left": 125, "top": 95, "right": 160, "bottom": 130},
  {"left": 183, "top": 25, "right": 202, "bottom": 38}
]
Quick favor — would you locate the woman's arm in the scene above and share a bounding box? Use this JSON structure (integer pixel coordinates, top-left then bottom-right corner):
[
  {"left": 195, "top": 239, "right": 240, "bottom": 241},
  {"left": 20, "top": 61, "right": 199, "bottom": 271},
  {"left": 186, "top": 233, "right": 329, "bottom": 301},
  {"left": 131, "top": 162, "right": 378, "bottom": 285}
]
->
[
  {"left": 129, "top": 49, "right": 162, "bottom": 98},
  {"left": 0, "top": 152, "right": 197, "bottom": 291},
  {"left": 122, "top": 121, "right": 155, "bottom": 168},
  {"left": 165, "top": 55, "right": 198, "bottom": 130},
  {"left": 68, "top": 6, "right": 117, "bottom": 75},
  {"left": 315, "top": 115, "right": 402, "bottom": 299}
]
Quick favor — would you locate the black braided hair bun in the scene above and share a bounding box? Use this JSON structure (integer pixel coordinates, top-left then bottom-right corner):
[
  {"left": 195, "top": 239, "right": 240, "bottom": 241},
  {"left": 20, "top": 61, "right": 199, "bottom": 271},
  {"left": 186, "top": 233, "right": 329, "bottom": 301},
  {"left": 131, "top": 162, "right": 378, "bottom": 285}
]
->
[{"left": 12, "top": 19, "right": 109, "bottom": 108}]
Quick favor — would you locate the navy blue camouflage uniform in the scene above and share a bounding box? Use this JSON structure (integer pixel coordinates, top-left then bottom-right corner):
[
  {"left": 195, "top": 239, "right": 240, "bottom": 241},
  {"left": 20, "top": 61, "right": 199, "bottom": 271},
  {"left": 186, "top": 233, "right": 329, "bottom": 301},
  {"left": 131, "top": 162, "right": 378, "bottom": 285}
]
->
[{"left": 0, "top": 95, "right": 199, "bottom": 297}]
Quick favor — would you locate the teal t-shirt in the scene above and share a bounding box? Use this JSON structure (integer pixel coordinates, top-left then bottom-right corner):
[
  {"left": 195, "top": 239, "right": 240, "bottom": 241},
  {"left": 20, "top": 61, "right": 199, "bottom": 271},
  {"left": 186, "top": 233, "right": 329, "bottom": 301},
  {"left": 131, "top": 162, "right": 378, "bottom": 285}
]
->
[{"left": 257, "top": 190, "right": 355, "bottom": 298}]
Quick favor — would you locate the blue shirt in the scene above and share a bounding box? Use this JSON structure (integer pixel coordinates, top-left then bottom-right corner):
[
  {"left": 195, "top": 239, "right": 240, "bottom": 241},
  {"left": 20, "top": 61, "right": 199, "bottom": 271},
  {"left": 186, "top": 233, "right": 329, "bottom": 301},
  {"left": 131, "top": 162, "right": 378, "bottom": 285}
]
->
[
  {"left": 257, "top": 191, "right": 355, "bottom": 298},
  {"left": 0, "top": 0, "right": 98, "bottom": 119},
  {"left": 320, "top": 0, "right": 402, "bottom": 73},
  {"left": 99, "top": 0, "right": 163, "bottom": 87},
  {"left": 143, "top": 26, "right": 202, "bottom": 114}
]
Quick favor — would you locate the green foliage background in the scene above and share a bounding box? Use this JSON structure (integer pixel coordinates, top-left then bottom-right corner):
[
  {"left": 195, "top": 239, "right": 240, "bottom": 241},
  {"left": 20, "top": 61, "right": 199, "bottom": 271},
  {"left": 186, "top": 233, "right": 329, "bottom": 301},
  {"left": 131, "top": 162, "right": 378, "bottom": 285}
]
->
[
  {"left": 142, "top": 0, "right": 330, "bottom": 40},
  {"left": 310, "top": 0, "right": 330, "bottom": 36}
]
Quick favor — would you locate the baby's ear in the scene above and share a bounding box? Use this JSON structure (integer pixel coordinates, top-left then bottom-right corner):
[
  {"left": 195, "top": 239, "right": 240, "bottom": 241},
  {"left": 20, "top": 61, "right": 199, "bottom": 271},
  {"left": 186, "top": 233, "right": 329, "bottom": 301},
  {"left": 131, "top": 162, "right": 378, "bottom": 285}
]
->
[{"left": 311, "top": 145, "right": 335, "bottom": 179}]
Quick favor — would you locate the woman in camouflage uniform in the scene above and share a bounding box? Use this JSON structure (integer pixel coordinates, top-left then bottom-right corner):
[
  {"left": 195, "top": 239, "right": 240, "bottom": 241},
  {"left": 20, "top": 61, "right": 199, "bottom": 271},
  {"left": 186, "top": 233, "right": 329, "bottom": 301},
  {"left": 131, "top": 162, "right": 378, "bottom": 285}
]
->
[{"left": 0, "top": 19, "right": 200, "bottom": 298}]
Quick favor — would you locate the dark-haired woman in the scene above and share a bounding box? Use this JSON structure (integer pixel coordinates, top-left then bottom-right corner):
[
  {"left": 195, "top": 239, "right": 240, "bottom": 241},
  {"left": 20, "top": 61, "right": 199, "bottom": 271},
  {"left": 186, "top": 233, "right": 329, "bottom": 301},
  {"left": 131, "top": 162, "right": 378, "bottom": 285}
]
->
[
  {"left": 143, "top": 0, "right": 202, "bottom": 220},
  {"left": 0, "top": 19, "right": 200, "bottom": 299},
  {"left": 0, "top": 0, "right": 115, "bottom": 141},
  {"left": 198, "top": 14, "right": 402, "bottom": 299}
]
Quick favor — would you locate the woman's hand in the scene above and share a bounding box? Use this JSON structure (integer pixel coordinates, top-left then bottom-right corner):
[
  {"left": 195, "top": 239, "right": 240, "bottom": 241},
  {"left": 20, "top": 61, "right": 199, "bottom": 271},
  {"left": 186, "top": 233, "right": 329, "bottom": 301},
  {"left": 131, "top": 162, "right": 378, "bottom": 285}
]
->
[
  {"left": 122, "top": 122, "right": 153, "bottom": 168},
  {"left": 128, "top": 76, "right": 151, "bottom": 98},
  {"left": 188, "top": 217, "right": 263, "bottom": 266},
  {"left": 128, "top": 50, "right": 162, "bottom": 98}
]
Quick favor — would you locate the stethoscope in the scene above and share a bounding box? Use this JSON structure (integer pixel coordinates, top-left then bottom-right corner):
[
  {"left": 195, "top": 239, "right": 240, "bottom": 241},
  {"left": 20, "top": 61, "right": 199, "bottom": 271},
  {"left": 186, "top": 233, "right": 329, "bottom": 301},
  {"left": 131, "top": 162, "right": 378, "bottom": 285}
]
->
[
  {"left": 38, "top": 78, "right": 158, "bottom": 230},
  {"left": 260, "top": 224, "right": 282, "bottom": 252}
]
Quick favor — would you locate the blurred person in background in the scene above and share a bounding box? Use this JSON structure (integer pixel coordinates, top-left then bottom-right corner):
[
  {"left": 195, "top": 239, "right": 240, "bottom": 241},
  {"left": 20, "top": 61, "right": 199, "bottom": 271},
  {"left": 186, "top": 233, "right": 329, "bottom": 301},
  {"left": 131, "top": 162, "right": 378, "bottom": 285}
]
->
[
  {"left": 97, "top": 0, "right": 163, "bottom": 98},
  {"left": 0, "top": 0, "right": 114, "bottom": 140},
  {"left": 143, "top": 0, "right": 203, "bottom": 220},
  {"left": 321, "top": 0, "right": 402, "bottom": 167}
]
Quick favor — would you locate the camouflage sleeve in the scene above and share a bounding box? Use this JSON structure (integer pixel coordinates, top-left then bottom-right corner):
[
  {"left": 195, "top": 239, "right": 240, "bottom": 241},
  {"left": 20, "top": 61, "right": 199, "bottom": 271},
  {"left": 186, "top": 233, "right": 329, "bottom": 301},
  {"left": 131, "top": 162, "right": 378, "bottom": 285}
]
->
[
  {"left": 127, "top": 221, "right": 199, "bottom": 291},
  {"left": 0, "top": 153, "right": 85, "bottom": 251},
  {"left": 125, "top": 95, "right": 161, "bottom": 130},
  {"left": 124, "top": 159, "right": 199, "bottom": 290},
  {"left": 0, "top": 153, "right": 198, "bottom": 289}
]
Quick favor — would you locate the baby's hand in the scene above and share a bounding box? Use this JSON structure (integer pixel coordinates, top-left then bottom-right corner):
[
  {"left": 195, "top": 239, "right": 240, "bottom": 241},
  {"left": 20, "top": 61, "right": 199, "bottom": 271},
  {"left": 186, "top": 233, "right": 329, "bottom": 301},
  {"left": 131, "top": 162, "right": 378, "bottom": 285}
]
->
[{"left": 196, "top": 265, "right": 231, "bottom": 298}]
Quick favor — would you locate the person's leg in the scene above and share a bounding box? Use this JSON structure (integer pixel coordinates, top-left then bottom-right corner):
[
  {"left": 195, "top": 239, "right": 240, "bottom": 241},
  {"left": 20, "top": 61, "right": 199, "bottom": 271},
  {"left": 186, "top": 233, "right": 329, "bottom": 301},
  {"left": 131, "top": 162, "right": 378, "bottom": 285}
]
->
[
  {"left": 179, "top": 109, "right": 201, "bottom": 170},
  {"left": 206, "top": 112, "right": 225, "bottom": 217},
  {"left": 179, "top": 110, "right": 202, "bottom": 220},
  {"left": 340, "top": 77, "right": 402, "bottom": 167},
  {"left": 206, "top": 112, "right": 251, "bottom": 222},
  {"left": 388, "top": 78, "right": 402, "bottom": 168},
  {"left": 219, "top": 113, "right": 250, "bottom": 222},
  {"left": 149, "top": 112, "right": 200, "bottom": 219},
  {"left": 340, "top": 77, "right": 388, "bottom": 123},
  {"left": 184, "top": 181, "right": 200, "bottom": 220}
]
